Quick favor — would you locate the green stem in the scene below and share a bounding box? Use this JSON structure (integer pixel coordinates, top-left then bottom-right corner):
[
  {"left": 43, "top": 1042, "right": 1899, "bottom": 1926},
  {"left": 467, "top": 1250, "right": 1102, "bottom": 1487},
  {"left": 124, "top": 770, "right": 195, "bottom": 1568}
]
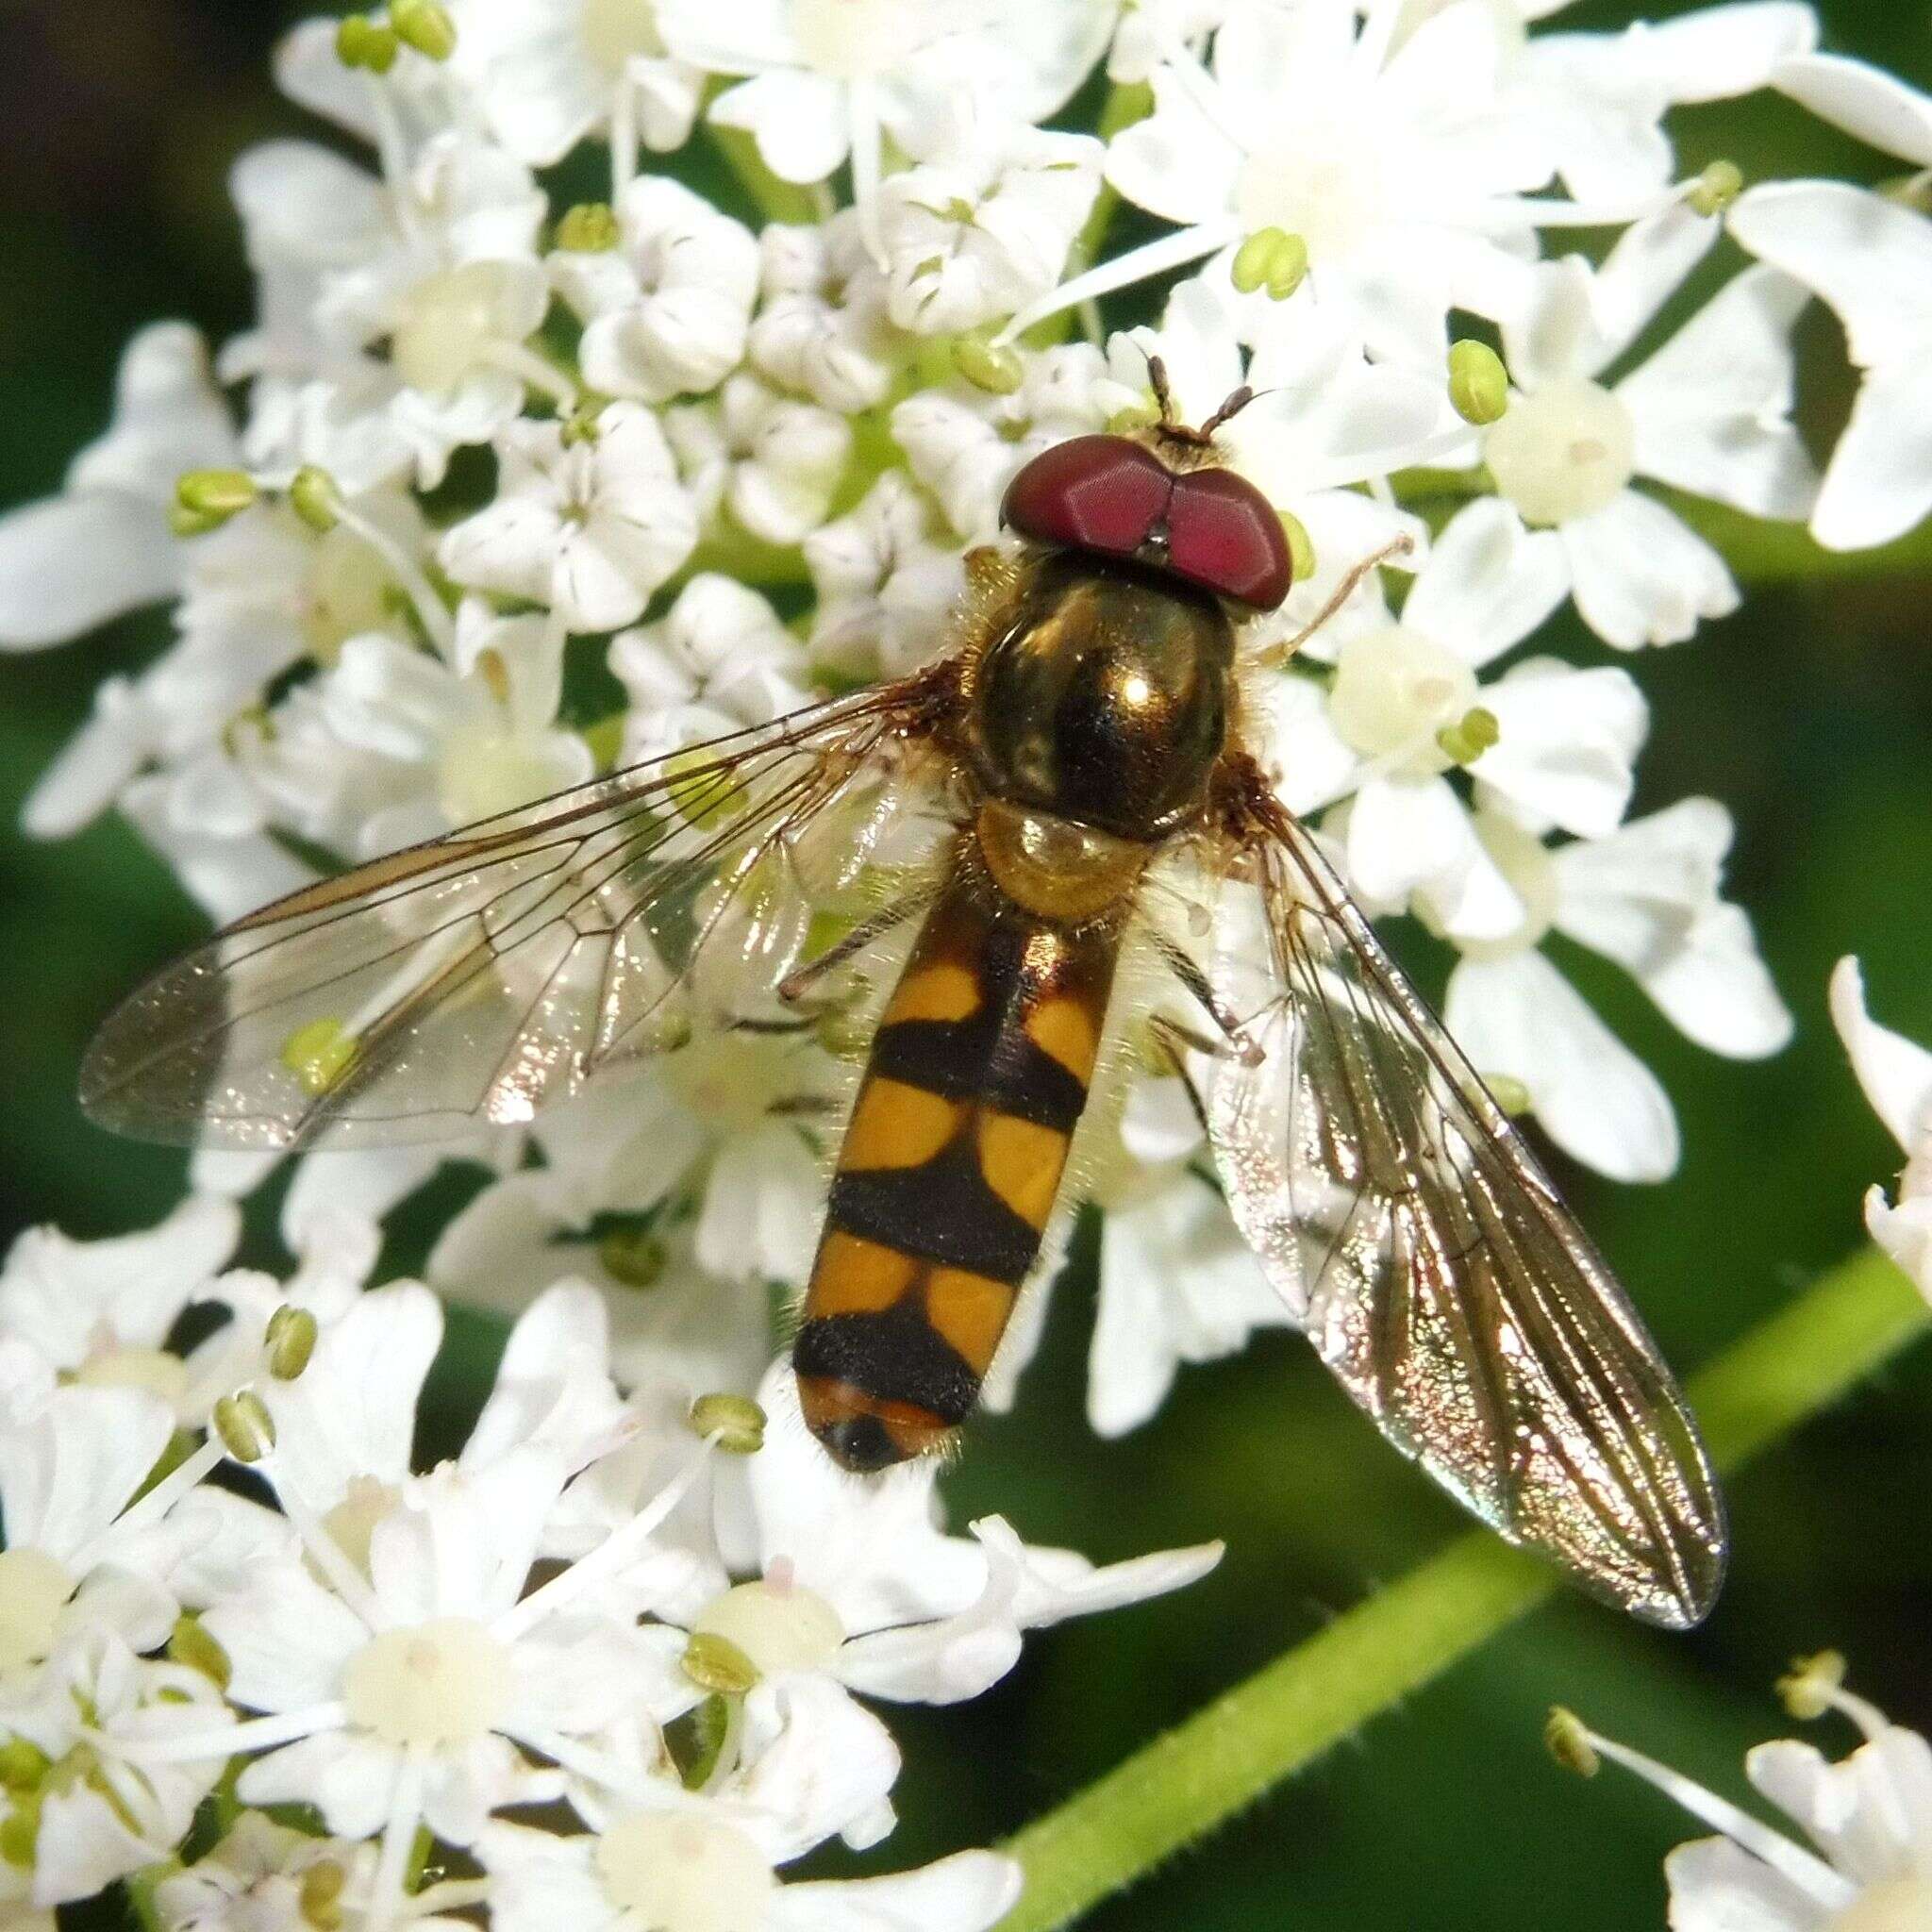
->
[
  {"left": 704, "top": 121, "right": 821, "bottom": 227},
  {"left": 1660, "top": 492, "right": 1932, "bottom": 586},
  {"left": 999, "top": 1246, "right": 1929, "bottom": 1932}
]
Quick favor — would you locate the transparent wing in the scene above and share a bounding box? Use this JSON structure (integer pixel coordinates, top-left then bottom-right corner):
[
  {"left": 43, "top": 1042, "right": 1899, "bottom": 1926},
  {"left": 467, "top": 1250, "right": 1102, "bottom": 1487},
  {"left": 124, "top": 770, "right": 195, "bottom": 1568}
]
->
[
  {"left": 1206, "top": 808, "right": 1725, "bottom": 1628},
  {"left": 82, "top": 676, "right": 951, "bottom": 1151}
]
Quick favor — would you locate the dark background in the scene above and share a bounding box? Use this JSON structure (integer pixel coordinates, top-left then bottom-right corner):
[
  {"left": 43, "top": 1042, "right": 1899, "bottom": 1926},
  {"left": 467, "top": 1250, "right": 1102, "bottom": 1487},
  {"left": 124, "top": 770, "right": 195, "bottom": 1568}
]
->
[{"left": 2, "top": 3, "right": 1929, "bottom": 1925}]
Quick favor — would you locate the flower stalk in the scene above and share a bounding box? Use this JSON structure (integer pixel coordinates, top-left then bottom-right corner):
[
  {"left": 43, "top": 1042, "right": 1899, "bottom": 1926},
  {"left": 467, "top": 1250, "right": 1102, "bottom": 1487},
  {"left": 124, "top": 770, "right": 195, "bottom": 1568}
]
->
[{"left": 998, "top": 1245, "right": 1930, "bottom": 1932}]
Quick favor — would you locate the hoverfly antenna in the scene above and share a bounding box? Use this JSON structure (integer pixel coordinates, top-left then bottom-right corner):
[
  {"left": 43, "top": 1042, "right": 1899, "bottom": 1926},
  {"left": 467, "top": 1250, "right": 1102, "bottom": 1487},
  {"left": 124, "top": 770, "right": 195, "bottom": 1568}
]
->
[
  {"left": 1145, "top": 351, "right": 1180, "bottom": 429},
  {"left": 1196, "top": 383, "right": 1257, "bottom": 441},
  {"left": 1142, "top": 351, "right": 1260, "bottom": 449}
]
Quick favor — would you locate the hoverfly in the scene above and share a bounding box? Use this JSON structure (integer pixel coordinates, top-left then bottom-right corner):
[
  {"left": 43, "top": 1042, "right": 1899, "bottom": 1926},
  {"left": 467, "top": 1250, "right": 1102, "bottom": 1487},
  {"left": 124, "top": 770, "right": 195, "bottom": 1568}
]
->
[{"left": 81, "top": 366, "right": 1724, "bottom": 1629}]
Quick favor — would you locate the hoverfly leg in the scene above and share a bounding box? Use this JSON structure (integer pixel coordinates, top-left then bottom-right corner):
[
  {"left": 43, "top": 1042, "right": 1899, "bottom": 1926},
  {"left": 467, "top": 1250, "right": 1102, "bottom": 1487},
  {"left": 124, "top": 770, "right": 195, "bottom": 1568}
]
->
[
  {"left": 776, "top": 885, "right": 937, "bottom": 1007},
  {"left": 1147, "top": 930, "right": 1266, "bottom": 1068},
  {"left": 1253, "top": 532, "right": 1416, "bottom": 667}
]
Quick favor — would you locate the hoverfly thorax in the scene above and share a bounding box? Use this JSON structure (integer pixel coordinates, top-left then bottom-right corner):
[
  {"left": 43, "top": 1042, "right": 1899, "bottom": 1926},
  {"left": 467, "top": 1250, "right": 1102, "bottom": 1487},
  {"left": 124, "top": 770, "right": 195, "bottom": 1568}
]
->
[
  {"left": 966, "top": 550, "right": 1237, "bottom": 845},
  {"left": 965, "top": 422, "right": 1291, "bottom": 851}
]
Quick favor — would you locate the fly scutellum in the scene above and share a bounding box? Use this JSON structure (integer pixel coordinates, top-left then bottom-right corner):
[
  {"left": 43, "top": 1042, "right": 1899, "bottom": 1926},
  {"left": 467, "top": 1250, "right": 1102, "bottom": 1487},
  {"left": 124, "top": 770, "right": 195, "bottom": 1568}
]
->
[{"left": 80, "top": 363, "right": 1726, "bottom": 1630}]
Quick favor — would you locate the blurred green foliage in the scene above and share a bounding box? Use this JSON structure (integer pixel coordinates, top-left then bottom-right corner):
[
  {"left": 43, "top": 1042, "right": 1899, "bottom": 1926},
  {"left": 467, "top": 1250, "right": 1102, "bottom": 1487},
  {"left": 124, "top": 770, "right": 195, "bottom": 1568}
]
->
[{"left": 1, "top": 4, "right": 1929, "bottom": 1928}]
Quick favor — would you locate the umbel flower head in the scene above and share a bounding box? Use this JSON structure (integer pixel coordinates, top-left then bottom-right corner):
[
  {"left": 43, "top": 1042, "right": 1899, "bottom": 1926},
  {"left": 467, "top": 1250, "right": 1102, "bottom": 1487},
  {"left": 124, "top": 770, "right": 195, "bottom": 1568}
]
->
[
  {"left": 1550, "top": 1654, "right": 1932, "bottom": 1930},
  {"left": 2, "top": 0, "right": 1931, "bottom": 1923}
]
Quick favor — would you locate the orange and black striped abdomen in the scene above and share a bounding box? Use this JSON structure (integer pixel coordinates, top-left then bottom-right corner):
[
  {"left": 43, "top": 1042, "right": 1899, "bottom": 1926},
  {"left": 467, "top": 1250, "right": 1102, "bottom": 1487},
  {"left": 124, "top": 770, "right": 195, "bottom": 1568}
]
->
[{"left": 795, "top": 849, "right": 1123, "bottom": 1470}]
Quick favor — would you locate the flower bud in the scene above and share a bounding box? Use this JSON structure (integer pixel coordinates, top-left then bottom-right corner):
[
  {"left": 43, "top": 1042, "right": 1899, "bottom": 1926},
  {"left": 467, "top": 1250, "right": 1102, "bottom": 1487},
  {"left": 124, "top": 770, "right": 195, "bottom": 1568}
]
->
[
  {"left": 1688, "top": 158, "right": 1743, "bottom": 218},
  {"left": 1777, "top": 1649, "right": 1846, "bottom": 1721},
  {"left": 299, "top": 1859, "right": 347, "bottom": 1930},
  {"left": 556, "top": 203, "right": 621, "bottom": 253},
  {"left": 391, "top": 0, "right": 457, "bottom": 60},
  {"left": 681, "top": 1630, "right": 760, "bottom": 1696},
  {"left": 1482, "top": 1072, "right": 1532, "bottom": 1117},
  {"left": 1277, "top": 508, "right": 1315, "bottom": 586},
  {"left": 335, "top": 13, "right": 399, "bottom": 72},
  {"left": 598, "top": 1225, "right": 666, "bottom": 1290},
  {"left": 1447, "top": 340, "right": 1508, "bottom": 426},
  {"left": 953, "top": 335, "right": 1024, "bottom": 395},
  {"left": 1544, "top": 1707, "right": 1600, "bottom": 1777},
  {"left": 290, "top": 466, "right": 341, "bottom": 534},
  {"left": 214, "top": 1390, "right": 276, "bottom": 1463},
  {"left": 1436, "top": 704, "right": 1499, "bottom": 766},
  {"left": 689, "top": 1392, "right": 766, "bottom": 1455},
  {"left": 175, "top": 468, "right": 258, "bottom": 523},
  {"left": 265, "top": 1305, "right": 319, "bottom": 1380},
  {"left": 279, "top": 1017, "right": 356, "bottom": 1097},
  {"left": 0, "top": 1740, "right": 50, "bottom": 1793}
]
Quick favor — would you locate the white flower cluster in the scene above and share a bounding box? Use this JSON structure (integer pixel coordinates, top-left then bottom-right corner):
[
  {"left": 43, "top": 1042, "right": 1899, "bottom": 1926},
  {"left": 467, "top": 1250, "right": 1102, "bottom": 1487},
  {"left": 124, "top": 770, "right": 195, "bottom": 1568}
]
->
[
  {"left": 1551, "top": 1652, "right": 1932, "bottom": 1930},
  {"left": 0, "top": 1203, "right": 1219, "bottom": 1929},
  {"left": 5, "top": 1, "right": 1932, "bottom": 1913}
]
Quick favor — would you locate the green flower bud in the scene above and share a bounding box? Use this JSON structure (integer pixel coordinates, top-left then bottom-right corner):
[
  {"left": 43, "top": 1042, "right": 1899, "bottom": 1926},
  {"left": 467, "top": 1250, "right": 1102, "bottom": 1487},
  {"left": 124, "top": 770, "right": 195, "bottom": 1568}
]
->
[
  {"left": 1436, "top": 704, "right": 1500, "bottom": 767},
  {"left": 300, "top": 1859, "right": 347, "bottom": 1930},
  {"left": 1447, "top": 339, "right": 1509, "bottom": 426},
  {"left": 0, "top": 1795, "right": 38, "bottom": 1869},
  {"left": 598, "top": 1225, "right": 666, "bottom": 1290},
  {"left": 265, "top": 1304, "right": 319, "bottom": 1380},
  {"left": 290, "top": 465, "right": 341, "bottom": 534},
  {"left": 175, "top": 468, "right": 258, "bottom": 522},
  {"left": 169, "top": 502, "right": 225, "bottom": 539},
  {"left": 689, "top": 1392, "right": 767, "bottom": 1456},
  {"left": 214, "top": 1390, "right": 275, "bottom": 1463},
  {"left": 1482, "top": 1073, "right": 1532, "bottom": 1117},
  {"left": 391, "top": 0, "right": 458, "bottom": 60},
  {"left": 1777, "top": 1649, "right": 1846, "bottom": 1722},
  {"left": 560, "top": 403, "right": 605, "bottom": 447},
  {"left": 556, "top": 202, "right": 621, "bottom": 252},
  {"left": 1231, "top": 227, "right": 1308, "bottom": 301},
  {"left": 952, "top": 335, "right": 1024, "bottom": 396},
  {"left": 1230, "top": 226, "right": 1281, "bottom": 295},
  {"left": 335, "top": 14, "right": 399, "bottom": 73},
  {"left": 0, "top": 1740, "right": 50, "bottom": 1793},
  {"left": 1277, "top": 508, "right": 1316, "bottom": 586},
  {"left": 1263, "top": 231, "right": 1308, "bottom": 301},
  {"left": 1688, "top": 158, "right": 1743, "bottom": 218},
  {"left": 681, "top": 1629, "right": 760, "bottom": 1696},
  {"left": 279, "top": 1017, "right": 357, "bottom": 1097},
  {"left": 1543, "top": 1707, "right": 1600, "bottom": 1777}
]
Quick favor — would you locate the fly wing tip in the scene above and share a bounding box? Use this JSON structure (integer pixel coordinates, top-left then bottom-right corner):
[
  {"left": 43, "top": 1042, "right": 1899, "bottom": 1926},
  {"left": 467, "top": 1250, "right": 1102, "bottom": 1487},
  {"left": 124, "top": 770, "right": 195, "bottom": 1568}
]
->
[{"left": 1627, "top": 1520, "right": 1728, "bottom": 1631}]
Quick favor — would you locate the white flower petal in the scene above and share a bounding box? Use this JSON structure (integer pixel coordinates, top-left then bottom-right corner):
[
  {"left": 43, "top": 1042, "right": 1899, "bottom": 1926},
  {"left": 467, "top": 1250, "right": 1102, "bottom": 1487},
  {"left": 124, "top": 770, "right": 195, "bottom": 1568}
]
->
[
  {"left": 1809, "top": 357, "right": 1932, "bottom": 552},
  {"left": 708, "top": 71, "right": 851, "bottom": 184},
  {"left": 769, "top": 1852, "right": 1022, "bottom": 1932},
  {"left": 0, "top": 493, "right": 181, "bottom": 652},
  {"left": 1661, "top": 1834, "right": 1820, "bottom": 1932},
  {"left": 260, "top": 1282, "right": 443, "bottom": 1512},
  {"left": 1562, "top": 491, "right": 1738, "bottom": 650},
  {"left": 1403, "top": 498, "right": 1569, "bottom": 668},
  {"left": 1620, "top": 265, "right": 1816, "bottom": 519},
  {"left": 1828, "top": 958, "right": 1932, "bottom": 1156},
  {"left": 1773, "top": 51, "right": 1932, "bottom": 166},
  {"left": 1730, "top": 180, "right": 1932, "bottom": 372},
  {"left": 1476, "top": 658, "right": 1647, "bottom": 839},
  {"left": 1445, "top": 950, "right": 1680, "bottom": 1182}
]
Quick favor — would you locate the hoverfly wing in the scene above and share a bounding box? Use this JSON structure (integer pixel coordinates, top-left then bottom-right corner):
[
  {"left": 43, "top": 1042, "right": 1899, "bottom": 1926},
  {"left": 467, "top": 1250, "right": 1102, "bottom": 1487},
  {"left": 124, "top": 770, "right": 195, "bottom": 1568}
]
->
[
  {"left": 82, "top": 679, "right": 942, "bottom": 1151},
  {"left": 1204, "top": 810, "right": 1725, "bottom": 1629}
]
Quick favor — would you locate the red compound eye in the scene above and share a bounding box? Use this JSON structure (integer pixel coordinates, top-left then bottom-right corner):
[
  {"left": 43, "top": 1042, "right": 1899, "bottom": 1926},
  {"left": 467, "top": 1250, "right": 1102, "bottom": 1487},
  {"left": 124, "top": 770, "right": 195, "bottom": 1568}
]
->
[
  {"left": 1164, "top": 467, "right": 1292, "bottom": 610},
  {"left": 1001, "top": 435, "right": 1172, "bottom": 557},
  {"left": 1001, "top": 433, "right": 1292, "bottom": 610}
]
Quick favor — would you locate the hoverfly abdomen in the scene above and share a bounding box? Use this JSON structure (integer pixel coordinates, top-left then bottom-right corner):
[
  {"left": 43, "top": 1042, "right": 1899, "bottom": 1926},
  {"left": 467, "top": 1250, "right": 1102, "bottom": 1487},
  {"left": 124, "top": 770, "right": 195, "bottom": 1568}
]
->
[{"left": 795, "top": 849, "right": 1124, "bottom": 1471}]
